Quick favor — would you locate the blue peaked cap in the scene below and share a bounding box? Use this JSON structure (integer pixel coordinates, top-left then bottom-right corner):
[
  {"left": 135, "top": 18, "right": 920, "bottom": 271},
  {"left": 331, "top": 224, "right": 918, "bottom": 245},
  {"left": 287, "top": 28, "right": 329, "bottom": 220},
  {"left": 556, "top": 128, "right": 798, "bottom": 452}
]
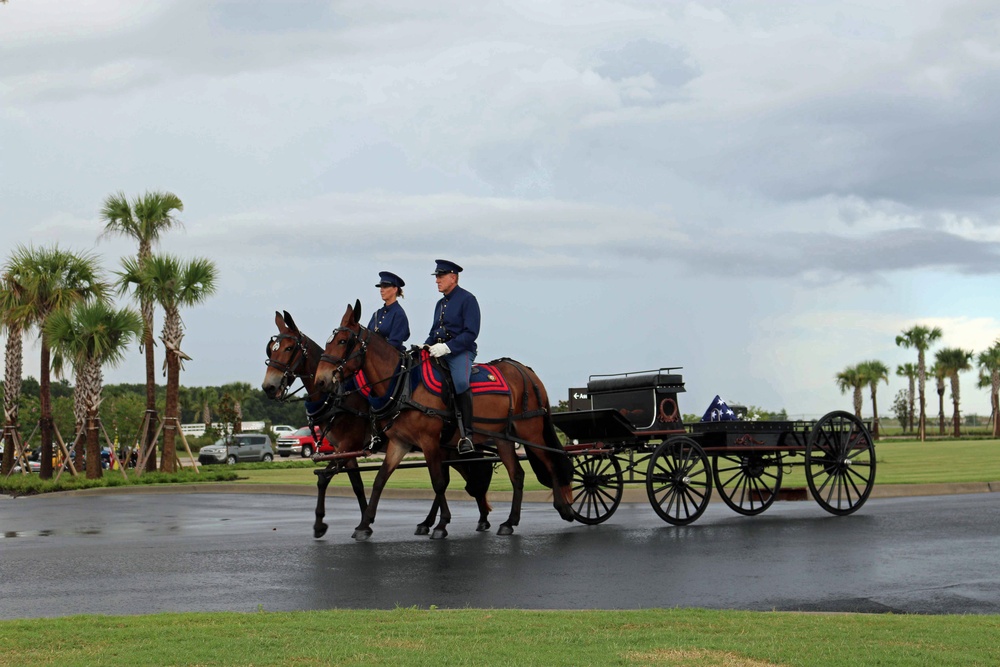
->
[
  {"left": 432, "top": 259, "right": 463, "bottom": 275},
  {"left": 376, "top": 271, "right": 405, "bottom": 287}
]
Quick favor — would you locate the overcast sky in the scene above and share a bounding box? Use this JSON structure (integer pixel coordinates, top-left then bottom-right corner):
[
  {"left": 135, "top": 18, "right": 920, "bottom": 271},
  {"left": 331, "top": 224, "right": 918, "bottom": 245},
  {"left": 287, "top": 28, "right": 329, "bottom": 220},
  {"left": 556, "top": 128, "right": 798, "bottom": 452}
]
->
[{"left": 3, "top": 0, "right": 1000, "bottom": 420}]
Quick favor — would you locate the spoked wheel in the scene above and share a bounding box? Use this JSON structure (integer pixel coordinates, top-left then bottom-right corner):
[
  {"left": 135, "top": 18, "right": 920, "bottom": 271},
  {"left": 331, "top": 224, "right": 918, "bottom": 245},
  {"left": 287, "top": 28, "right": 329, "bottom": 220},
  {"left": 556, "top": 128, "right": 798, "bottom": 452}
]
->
[
  {"left": 806, "top": 411, "right": 876, "bottom": 515},
  {"left": 570, "top": 453, "right": 624, "bottom": 525},
  {"left": 646, "top": 436, "right": 712, "bottom": 525},
  {"left": 712, "top": 452, "right": 783, "bottom": 516}
]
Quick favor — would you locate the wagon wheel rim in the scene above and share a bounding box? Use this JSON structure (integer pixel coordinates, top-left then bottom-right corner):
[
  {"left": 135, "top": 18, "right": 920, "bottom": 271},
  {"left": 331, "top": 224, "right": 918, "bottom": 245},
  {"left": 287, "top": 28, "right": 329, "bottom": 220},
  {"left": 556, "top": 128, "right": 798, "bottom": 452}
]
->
[
  {"left": 646, "top": 437, "right": 712, "bottom": 526},
  {"left": 806, "top": 411, "right": 876, "bottom": 516},
  {"left": 570, "top": 454, "right": 624, "bottom": 525},
  {"left": 712, "top": 452, "right": 782, "bottom": 516}
]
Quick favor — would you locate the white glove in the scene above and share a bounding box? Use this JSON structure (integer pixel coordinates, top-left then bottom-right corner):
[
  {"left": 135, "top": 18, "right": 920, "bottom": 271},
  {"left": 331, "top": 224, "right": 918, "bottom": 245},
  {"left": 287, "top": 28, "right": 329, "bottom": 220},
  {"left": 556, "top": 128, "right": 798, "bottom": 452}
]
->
[{"left": 427, "top": 343, "right": 451, "bottom": 358}]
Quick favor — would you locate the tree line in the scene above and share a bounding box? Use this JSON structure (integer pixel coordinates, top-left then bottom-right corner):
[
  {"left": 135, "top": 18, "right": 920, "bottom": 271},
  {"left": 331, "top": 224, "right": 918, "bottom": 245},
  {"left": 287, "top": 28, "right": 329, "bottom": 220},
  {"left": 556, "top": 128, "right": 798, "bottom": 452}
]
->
[
  {"left": 1, "top": 191, "right": 217, "bottom": 479},
  {"left": 0, "top": 378, "right": 306, "bottom": 448},
  {"left": 837, "top": 325, "right": 1000, "bottom": 440}
]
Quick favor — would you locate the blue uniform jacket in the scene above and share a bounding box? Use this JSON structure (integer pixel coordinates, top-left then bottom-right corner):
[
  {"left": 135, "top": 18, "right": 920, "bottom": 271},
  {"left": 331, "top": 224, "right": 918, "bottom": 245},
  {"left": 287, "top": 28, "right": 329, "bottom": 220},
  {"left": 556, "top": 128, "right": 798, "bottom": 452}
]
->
[
  {"left": 425, "top": 284, "right": 480, "bottom": 356},
  {"left": 367, "top": 301, "right": 410, "bottom": 352}
]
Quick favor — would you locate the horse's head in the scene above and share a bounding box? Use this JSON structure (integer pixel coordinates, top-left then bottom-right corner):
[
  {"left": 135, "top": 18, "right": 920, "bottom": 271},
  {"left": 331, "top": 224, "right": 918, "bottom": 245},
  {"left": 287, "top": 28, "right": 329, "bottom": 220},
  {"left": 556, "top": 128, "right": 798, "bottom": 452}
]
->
[
  {"left": 315, "top": 300, "right": 365, "bottom": 394},
  {"left": 262, "top": 310, "right": 311, "bottom": 400}
]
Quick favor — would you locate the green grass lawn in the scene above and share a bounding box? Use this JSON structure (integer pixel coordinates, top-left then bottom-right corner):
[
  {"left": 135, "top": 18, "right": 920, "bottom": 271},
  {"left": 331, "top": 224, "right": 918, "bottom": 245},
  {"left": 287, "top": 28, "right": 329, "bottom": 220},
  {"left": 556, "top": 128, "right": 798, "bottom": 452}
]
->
[
  {"left": 233, "top": 438, "right": 1000, "bottom": 491},
  {"left": 1, "top": 608, "right": 997, "bottom": 667},
  {"left": 4, "top": 437, "right": 998, "bottom": 496},
  {"left": 3, "top": 440, "right": 999, "bottom": 663}
]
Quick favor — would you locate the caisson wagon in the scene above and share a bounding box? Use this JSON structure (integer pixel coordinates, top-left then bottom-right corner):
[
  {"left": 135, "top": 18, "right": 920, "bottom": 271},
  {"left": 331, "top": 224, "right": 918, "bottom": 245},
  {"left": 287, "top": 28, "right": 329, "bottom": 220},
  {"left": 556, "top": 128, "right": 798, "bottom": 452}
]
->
[{"left": 553, "top": 368, "right": 876, "bottom": 526}]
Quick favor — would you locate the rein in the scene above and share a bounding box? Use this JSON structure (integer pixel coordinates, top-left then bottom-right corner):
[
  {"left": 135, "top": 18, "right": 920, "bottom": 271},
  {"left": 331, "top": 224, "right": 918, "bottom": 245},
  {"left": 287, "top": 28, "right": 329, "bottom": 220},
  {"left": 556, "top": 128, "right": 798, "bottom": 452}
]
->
[{"left": 322, "top": 324, "right": 439, "bottom": 420}]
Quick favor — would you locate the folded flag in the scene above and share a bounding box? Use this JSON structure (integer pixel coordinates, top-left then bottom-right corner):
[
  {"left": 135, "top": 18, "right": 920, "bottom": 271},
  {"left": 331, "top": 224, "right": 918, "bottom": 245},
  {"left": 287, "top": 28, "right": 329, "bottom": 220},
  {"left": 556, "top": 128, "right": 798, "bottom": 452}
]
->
[{"left": 701, "top": 395, "right": 737, "bottom": 422}]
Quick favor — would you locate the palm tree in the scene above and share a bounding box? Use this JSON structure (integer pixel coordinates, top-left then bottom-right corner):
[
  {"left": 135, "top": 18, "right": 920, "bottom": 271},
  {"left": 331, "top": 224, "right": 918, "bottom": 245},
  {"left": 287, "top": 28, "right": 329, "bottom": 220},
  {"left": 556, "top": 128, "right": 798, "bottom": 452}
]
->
[
  {"left": 977, "top": 340, "right": 1000, "bottom": 438},
  {"left": 835, "top": 364, "right": 865, "bottom": 419},
  {"left": 896, "top": 325, "right": 943, "bottom": 441},
  {"left": 895, "top": 363, "right": 917, "bottom": 433},
  {"left": 45, "top": 302, "right": 143, "bottom": 478},
  {"left": 7, "top": 245, "right": 107, "bottom": 478},
  {"left": 220, "top": 382, "right": 253, "bottom": 434},
  {"left": 117, "top": 254, "right": 216, "bottom": 473},
  {"left": 935, "top": 347, "right": 973, "bottom": 438},
  {"left": 195, "top": 386, "right": 217, "bottom": 433},
  {"left": 0, "top": 263, "right": 32, "bottom": 474},
  {"left": 930, "top": 362, "right": 947, "bottom": 436},
  {"left": 859, "top": 360, "right": 889, "bottom": 439},
  {"left": 101, "top": 190, "right": 184, "bottom": 471}
]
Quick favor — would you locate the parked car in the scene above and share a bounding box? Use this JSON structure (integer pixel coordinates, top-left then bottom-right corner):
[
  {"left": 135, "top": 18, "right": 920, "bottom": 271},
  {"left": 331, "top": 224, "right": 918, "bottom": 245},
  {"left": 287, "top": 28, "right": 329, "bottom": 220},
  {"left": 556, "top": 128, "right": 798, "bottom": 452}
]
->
[
  {"left": 198, "top": 434, "right": 274, "bottom": 465},
  {"left": 276, "top": 426, "right": 332, "bottom": 458},
  {"left": 271, "top": 424, "right": 295, "bottom": 436},
  {"left": 70, "top": 447, "right": 113, "bottom": 470}
]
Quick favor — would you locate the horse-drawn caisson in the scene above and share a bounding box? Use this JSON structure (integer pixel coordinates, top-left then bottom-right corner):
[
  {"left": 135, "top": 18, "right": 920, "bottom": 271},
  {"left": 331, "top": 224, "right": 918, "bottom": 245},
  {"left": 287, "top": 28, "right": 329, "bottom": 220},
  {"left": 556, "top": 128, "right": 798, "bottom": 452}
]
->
[
  {"left": 554, "top": 369, "right": 876, "bottom": 526},
  {"left": 262, "top": 309, "right": 876, "bottom": 540}
]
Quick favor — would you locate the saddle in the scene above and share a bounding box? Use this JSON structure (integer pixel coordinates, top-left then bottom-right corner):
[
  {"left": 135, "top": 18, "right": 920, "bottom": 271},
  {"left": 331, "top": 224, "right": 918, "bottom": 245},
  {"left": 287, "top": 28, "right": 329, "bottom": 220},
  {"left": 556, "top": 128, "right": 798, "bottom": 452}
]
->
[{"left": 414, "top": 349, "right": 510, "bottom": 398}]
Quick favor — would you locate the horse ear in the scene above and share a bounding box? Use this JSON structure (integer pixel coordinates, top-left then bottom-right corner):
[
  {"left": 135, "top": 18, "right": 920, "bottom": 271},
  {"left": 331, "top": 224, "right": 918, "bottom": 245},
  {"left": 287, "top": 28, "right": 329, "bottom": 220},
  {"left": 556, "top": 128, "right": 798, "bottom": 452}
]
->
[
  {"left": 274, "top": 311, "right": 286, "bottom": 331},
  {"left": 353, "top": 299, "right": 362, "bottom": 324},
  {"left": 283, "top": 310, "right": 298, "bottom": 333}
]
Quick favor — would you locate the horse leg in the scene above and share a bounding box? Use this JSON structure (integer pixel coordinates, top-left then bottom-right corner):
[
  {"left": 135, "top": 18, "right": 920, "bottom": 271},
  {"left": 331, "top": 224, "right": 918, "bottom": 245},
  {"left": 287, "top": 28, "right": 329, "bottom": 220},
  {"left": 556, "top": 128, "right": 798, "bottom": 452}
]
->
[
  {"left": 474, "top": 493, "right": 492, "bottom": 532},
  {"left": 454, "top": 460, "right": 493, "bottom": 532},
  {"left": 426, "top": 452, "right": 452, "bottom": 540},
  {"left": 496, "top": 441, "right": 525, "bottom": 536},
  {"left": 313, "top": 463, "right": 336, "bottom": 538},
  {"left": 415, "top": 497, "right": 440, "bottom": 535},
  {"left": 353, "top": 441, "right": 409, "bottom": 541},
  {"left": 344, "top": 458, "right": 368, "bottom": 517}
]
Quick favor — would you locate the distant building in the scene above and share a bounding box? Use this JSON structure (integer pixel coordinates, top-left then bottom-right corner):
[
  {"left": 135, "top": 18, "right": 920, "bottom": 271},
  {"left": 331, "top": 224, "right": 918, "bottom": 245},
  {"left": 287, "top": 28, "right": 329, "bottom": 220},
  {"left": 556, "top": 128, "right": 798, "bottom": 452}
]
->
[{"left": 180, "top": 421, "right": 265, "bottom": 437}]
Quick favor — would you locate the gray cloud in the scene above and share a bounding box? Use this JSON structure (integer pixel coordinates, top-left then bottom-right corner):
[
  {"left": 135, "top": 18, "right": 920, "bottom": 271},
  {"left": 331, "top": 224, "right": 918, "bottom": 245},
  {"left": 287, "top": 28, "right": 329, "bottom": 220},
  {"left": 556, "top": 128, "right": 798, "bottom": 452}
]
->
[{"left": 676, "top": 227, "right": 1000, "bottom": 280}]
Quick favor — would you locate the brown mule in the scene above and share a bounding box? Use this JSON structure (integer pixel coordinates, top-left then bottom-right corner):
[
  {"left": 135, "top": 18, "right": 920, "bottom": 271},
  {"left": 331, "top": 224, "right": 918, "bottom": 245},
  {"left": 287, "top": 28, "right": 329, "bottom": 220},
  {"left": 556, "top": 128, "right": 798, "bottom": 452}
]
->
[
  {"left": 314, "top": 301, "right": 575, "bottom": 540},
  {"left": 262, "top": 310, "right": 495, "bottom": 538}
]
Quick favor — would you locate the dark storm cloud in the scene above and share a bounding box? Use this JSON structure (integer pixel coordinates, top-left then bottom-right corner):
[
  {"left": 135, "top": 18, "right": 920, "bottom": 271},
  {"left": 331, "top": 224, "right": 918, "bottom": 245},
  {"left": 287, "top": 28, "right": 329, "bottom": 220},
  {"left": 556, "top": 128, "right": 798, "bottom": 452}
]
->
[
  {"left": 677, "top": 227, "right": 1000, "bottom": 279},
  {"left": 1, "top": 1, "right": 357, "bottom": 102}
]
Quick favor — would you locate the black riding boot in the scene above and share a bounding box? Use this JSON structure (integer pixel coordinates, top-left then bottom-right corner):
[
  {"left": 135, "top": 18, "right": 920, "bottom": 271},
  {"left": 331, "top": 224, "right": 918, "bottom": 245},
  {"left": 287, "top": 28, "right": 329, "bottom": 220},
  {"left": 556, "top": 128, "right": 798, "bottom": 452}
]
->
[{"left": 455, "top": 390, "right": 475, "bottom": 455}]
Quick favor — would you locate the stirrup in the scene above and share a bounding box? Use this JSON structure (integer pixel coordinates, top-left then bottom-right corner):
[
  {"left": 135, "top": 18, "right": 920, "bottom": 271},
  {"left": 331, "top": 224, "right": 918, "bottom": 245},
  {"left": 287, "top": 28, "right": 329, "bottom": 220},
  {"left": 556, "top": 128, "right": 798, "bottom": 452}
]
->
[{"left": 457, "top": 437, "right": 475, "bottom": 455}]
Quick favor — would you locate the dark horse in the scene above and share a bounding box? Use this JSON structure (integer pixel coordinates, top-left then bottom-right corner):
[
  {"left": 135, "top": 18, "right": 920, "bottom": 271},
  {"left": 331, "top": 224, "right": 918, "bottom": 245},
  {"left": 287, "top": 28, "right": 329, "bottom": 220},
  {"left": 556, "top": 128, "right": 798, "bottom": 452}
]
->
[
  {"left": 314, "top": 301, "right": 575, "bottom": 540},
  {"left": 261, "top": 310, "right": 495, "bottom": 538}
]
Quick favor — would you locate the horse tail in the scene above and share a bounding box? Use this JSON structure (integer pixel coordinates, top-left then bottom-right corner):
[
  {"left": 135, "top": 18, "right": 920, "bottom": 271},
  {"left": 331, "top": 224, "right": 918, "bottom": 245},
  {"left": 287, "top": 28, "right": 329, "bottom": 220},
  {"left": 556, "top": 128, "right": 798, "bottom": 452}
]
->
[
  {"left": 525, "top": 443, "right": 554, "bottom": 488},
  {"left": 542, "top": 410, "right": 574, "bottom": 487},
  {"left": 460, "top": 461, "right": 495, "bottom": 509}
]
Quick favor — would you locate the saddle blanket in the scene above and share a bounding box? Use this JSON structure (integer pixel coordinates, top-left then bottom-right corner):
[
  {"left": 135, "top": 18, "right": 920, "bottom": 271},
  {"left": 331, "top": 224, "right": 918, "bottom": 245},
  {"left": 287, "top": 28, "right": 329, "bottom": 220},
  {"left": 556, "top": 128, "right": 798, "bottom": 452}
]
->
[{"left": 417, "top": 349, "right": 510, "bottom": 398}]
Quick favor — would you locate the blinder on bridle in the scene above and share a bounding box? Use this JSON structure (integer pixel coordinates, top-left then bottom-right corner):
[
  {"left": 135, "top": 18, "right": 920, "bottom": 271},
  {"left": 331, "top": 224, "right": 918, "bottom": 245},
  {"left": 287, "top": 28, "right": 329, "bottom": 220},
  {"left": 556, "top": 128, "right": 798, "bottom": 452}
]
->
[
  {"left": 264, "top": 333, "right": 311, "bottom": 399},
  {"left": 320, "top": 325, "right": 370, "bottom": 383}
]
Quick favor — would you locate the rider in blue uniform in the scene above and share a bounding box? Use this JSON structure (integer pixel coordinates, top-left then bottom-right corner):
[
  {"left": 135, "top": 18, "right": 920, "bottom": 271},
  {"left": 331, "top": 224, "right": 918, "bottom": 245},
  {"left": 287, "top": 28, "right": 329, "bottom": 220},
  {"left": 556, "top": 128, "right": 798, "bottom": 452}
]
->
[
  {"left": 425, "top": 259, "right": 480, "bottom": 455},
  {"left": 368, "top": 271, "right": 410, "bottom": 352}
]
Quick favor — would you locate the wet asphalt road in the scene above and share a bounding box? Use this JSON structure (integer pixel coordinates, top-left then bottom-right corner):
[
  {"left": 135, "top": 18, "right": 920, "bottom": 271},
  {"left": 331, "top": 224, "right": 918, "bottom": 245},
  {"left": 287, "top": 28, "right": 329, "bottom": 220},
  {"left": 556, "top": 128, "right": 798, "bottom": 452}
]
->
[{"left": 1, "top": 491, "right": 998, "bottom": 619}]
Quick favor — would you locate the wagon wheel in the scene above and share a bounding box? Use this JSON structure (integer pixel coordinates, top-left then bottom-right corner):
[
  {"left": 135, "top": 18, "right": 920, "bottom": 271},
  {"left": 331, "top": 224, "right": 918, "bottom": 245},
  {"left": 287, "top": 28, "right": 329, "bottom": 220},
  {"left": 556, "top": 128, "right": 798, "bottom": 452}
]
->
[
  {"left": 712, "top": 452, "right": 783, "bottom": 516},
  {"left": 806, "top": 411, "right": 876, "bottom": 516},
  {"left": 570, "top": 453, "right": 623, "bottom": 525},
  {"left": 646, "top": 436, "right": 712, "bottom": 525}
]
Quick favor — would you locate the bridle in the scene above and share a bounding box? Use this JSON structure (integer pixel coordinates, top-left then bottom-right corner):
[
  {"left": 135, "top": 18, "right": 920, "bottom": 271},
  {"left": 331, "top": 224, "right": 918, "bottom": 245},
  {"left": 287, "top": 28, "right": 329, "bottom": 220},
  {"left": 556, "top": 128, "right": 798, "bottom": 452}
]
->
[
  {"left": 319, "top": 324, "right": 371, "bottom": 386},
  {"left": 264, "top": 332, "right": 312, "bottom": 400}
]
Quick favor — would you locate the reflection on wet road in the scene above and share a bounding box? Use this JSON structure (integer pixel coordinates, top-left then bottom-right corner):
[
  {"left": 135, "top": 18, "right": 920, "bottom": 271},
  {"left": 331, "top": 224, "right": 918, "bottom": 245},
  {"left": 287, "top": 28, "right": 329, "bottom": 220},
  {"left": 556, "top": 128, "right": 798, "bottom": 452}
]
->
[{"left": 1, "top": 491, "right": 998, "bottom": 618}]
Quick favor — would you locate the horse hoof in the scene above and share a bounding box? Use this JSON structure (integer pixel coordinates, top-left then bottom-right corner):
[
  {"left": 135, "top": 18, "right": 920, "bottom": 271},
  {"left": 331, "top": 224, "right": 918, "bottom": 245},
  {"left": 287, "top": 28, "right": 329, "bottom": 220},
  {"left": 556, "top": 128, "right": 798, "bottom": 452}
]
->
[
  {"left": 497, "top": 524, "right": 514, "bottom": 536},
  {"left": 313, "top": 523, "right": 328, "bottom": 539},
  {"left": 352, "top": 529, "right": 373, "bottom": 541},
  {"left": 476, "top": 521, "right": 491, "bottom": 532},
  {"left": 415, "top": 525, "right": 430, "bottom": 535},
  {"left": 431, "top": 529, "right": 448, "bottom": 540}
]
